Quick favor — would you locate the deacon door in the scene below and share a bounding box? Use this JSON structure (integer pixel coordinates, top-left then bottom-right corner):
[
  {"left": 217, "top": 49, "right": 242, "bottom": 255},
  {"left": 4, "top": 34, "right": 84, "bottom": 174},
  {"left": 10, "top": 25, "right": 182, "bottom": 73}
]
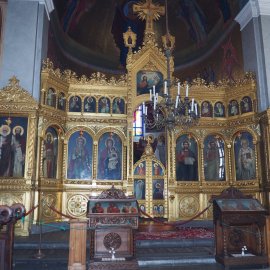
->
[{"left": 133, "top": 156, "right": 167, "bottom": 218}]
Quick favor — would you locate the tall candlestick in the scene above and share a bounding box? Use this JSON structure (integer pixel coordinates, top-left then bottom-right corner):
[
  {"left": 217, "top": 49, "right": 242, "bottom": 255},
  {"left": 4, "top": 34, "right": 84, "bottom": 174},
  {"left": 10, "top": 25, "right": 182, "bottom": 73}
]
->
[
  {"left": 150, "top": 89, "right": 152, "bottom": 100},
  {"left": 142, "top": 102, "right": 145, "bottom": 114},
  {"left": 191, "top": 98, "right": 194, "bottom": 111},
  {"left": 153, "top": 85, "right": 156, "bottom": 96},
  {"left": 186, "top": 84, "right": 189, "bottom": 97},
  {"left": 178, "top": 82, "right": 180, "bottom": 96},
  {"left": 195, "top": 103, "right": 198, "bottom": 115},
  {"left": 145, "top": 106, "right": 148, "bottom": 115}
]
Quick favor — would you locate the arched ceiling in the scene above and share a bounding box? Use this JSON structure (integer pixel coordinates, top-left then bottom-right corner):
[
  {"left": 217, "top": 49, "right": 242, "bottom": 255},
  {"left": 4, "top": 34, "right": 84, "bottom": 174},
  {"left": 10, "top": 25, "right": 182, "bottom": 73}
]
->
[{"left": 50, "top": 0, "right": 246, "bottom": 74}]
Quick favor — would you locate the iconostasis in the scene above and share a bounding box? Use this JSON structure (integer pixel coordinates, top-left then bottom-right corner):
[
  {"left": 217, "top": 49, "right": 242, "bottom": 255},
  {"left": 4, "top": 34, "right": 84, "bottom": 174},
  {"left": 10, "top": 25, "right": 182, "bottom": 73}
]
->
[{"left": 0, "top": 56, "right": 267, "bottom": 235}]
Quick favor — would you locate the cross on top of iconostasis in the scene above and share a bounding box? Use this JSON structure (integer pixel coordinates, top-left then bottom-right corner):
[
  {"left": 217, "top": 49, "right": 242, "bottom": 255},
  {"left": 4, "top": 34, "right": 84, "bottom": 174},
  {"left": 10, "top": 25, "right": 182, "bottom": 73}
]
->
[{"left": 133, "top": 0, "right": 165, "bottom": 33}]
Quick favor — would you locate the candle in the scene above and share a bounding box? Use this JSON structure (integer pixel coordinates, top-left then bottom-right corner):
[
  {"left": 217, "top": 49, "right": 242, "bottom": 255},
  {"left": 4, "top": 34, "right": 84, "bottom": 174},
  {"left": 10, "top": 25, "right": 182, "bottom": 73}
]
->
[
  {"left": 145, "top": 106, "right": 148, "bottom": 115},
  {"left": 191, "top": 98, "right": 194, "bottom": 111},
  {"left": 175, "top": 95, "right": 179, "bottom": 108},
  {"left": 153, "top": 85, "right": 156, "bottom": 96},
  {"left": 164, "top": 81, "right": 167, "bottom": 95},
  {"left": 186, "top": 84, "right": 189, "bottom": 97},
  {"left": 195, "top": 103, "right": 198, "bottom": 115},
  {"left": 150, "top": 89, "right": 152, "bottom": 100},
  {"left": 142, "top": 102, "right": 145, "bottom": 114},
  {"left": 178, "top": 82, "right": 180, "bottom": 96}
]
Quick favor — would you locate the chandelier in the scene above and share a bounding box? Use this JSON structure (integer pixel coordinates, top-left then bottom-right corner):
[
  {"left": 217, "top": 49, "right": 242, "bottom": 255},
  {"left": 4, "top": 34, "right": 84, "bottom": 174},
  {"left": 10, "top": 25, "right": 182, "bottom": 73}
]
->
[{"left": 140, "top": 0, "right": 199, "bottom": 131}]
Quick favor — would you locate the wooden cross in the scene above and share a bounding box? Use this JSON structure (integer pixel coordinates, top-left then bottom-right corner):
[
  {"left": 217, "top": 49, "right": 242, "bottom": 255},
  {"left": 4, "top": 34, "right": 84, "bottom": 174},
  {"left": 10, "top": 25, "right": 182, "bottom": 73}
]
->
[{"left": 133, "top": 0, "right": 165, "bottom": 33}]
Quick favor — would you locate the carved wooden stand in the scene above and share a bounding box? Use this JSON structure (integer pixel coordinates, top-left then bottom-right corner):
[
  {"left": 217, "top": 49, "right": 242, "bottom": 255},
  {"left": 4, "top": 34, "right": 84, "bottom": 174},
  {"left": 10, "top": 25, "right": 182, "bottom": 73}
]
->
[
  {"left": 212, "top": 187, "right": 268, "bottom": 269},
  {"left": 87, "top": 186, "right": 139, "bottom": 270}
]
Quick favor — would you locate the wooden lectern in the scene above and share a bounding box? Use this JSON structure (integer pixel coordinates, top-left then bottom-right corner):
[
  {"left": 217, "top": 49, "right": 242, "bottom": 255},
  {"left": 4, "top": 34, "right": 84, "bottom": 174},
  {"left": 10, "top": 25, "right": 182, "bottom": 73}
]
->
[
  {"left": 87, "top": 186, "right": 139, "bottom": 270},
  {"left": 212, "top": 187, "right": 268, "bottom": 269}
]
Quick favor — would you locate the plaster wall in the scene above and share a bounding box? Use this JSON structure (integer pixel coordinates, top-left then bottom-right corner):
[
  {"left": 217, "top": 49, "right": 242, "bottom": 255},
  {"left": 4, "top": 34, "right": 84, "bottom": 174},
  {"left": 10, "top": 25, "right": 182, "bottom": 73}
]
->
[{"left": 0, "top": 0, "right": 49, "bottom": 100}]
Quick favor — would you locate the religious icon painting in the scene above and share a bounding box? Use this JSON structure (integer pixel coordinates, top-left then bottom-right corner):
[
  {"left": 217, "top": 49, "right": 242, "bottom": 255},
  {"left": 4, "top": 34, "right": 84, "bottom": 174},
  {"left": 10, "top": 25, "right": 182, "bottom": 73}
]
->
[
  {"left": 84, "top": 96, "right": 96, "bottom": 113},
  {"left": 240, "top": 96, "right": 252, "bottom": 114},
  {"left": 69, "top": 96, "right": 82, "bottom": 112},
  {"left": 67, "top": 131, "right": 93, "bottom": 180},
  {"left": 158, "top": 204, "right": 164, "bottom": 215},
  {"left": 134, "top": 161, "right": 146, "bottom": 175},
  {"left": 98, "top": 97, "right": 110, "bottom": 113},
  {"left": 58, "top": 92, "right": 66, "bottom": 111},
  {"left": 43, "top": 127, "right": 58, "bottom": 179},
  {"left": 175, "top": 134, "right": 198, "bottom": 181},
  {"left": 203, "top": 135, "right": 225, "bottom": 181},
  {"left": 134, "top": 179, "right": 145, "bottom": 200},
  {"left": 152, "top": 161, "right": 163, "bottom": 176},
  {"left": 140, "top": 204, "right": 145, "bottom": 213},
  {"left": 136, "top": 70, "right": 163, "bottom": 96},
  {"left": 214, "top": 102, "right": 225, "bottom": 117},
  {"left": 97, "top": 132, "right": 122, "bottom": 180},
  {"left": 46, "top": 88, "right": 56, "bottom": 107},
  {"left": 112, "top": 98, "right": 125, "bottom": 114},
  {"left": 154, "top": 133, "right": 166, "bottom": 166},
  {"left": 0, "top": 116, "right": 28, "bottom": 178},
  {"left": 201, "top": 101, "right": 212, "bottom": 117},
  {"left": 153, "top": 179, "right": 164, "bottom": 200},
  {"left": 153, "top": 205, "right": 158, "bottom": 216},
  {"left": 234, "top": 131, "right": 256, "bottom": 180},
  {"left": 228, "top": 100, "right": 239, "bottom": 116}
]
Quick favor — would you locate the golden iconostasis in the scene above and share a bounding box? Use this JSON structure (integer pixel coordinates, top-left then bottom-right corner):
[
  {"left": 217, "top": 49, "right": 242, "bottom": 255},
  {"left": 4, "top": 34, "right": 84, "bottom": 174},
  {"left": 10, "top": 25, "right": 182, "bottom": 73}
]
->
[{"left": 0, "top": 49, "right": 269, "bottom": 235}]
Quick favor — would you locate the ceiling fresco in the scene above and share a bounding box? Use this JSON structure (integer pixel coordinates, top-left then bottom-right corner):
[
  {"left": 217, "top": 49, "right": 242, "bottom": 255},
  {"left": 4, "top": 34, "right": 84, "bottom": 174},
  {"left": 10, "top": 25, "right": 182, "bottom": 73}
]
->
[{"left": 49, "top": 0, "right": 248, "bottom": 76}]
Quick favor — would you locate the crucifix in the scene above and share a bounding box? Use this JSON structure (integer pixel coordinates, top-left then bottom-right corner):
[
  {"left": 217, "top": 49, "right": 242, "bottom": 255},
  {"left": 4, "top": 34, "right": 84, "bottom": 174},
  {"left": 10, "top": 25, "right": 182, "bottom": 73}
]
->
[{"left": 133, "top": 0, "right": 165, "bottom": 33}]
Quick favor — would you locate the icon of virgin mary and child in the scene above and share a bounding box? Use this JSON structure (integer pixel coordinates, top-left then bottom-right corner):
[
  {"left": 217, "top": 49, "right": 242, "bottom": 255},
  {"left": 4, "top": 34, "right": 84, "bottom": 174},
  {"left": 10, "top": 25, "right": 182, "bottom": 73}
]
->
[{"left": 99, "top": 137, "right": 121, "bottom": 180}]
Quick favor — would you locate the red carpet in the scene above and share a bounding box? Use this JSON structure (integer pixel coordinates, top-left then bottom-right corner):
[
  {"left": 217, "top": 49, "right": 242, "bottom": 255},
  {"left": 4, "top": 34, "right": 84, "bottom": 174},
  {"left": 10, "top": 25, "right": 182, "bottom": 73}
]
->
[{"left": 135, "top": 227, "right": 214, "bottom": 240}]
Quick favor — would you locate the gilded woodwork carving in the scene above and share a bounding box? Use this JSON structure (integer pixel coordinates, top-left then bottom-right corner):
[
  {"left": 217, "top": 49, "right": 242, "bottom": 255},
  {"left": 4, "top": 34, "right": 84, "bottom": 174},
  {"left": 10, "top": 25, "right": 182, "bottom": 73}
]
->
[
  {"left": 0, "top": 76, "right": 38, "bottom": 108},
  {"left": 0, "top": 25, "right": 265, "bottom": 230},
  {"left": 42, "top": 58, "right": 127, "bottom": 86},
  {"left": 179, "top": 195, "right": 200, "bottom": 217},
  {"left": 0, "top": 193, "right": 23, "bottom": 205},
  {"left": 42, "top": 194, "right": 57, "bottom": 218}
]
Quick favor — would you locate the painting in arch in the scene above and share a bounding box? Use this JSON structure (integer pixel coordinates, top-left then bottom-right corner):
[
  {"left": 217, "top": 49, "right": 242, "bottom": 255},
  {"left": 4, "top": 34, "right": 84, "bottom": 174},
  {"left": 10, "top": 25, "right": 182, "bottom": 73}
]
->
[
  {"left": 176, "top": 134, "right": 198, "bottom": 181},
  {"left": 234, "top": 131, "right": 256, "bottom": 180},
  {"left": 43, "top": 126, "right": 58, "bottom": 179},
  {"left": 0, "top": 116, "right": 28, "bottom": 178},
  {"left": 97, "top": 132, "right": 122, "bottom": 180},
  {"left": 67, "top": 131, "right": 93, "bottom": 180}
]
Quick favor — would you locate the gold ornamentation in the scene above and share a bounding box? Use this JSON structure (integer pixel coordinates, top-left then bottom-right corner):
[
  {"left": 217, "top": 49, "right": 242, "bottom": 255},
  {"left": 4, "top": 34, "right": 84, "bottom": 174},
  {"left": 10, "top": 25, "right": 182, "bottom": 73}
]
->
[
  {"left": 179, "top": 196, "right": 199, "bottom": 217},
  {"left": 42, "top": 194, "right": 57, "bottom": 218},
  {"left": 133, "top": 0, "right": 165, "bottom": 34},
  {"left": 0, "top": 193, "right": 23, "bottom": 205},
  {"left": 0, "top": 76, "right": 38, "bottom": 108}
]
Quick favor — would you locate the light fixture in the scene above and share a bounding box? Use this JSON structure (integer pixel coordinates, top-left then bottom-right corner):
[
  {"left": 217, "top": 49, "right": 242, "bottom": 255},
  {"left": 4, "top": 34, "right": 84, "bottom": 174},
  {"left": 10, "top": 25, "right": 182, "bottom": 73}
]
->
[{"left": 141, "top": 0, "right": 199, "bottom": 131}]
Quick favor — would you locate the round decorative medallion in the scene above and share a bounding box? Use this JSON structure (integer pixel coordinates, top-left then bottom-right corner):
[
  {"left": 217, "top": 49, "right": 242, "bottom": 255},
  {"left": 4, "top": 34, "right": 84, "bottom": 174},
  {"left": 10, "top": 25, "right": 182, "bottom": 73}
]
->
[
  {"left": 42, "top": 194, "right": 57, "bottom": 218},
  {"left": 228, "top": 228, "right": 245, "bottom": 247},
  {"left": 67, "top": 194, "right": 88, "bottom": 217},
  {"left": 103, "top": 232, "right": 122, "bottom": 251},
  {"left": 179, "top": 196, "right": 199, "bottom": 217}
]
